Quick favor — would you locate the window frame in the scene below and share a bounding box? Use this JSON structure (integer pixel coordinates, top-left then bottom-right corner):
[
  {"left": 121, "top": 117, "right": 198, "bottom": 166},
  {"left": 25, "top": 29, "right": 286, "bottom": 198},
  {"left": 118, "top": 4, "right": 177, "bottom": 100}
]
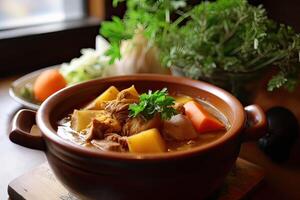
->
[
  {"left": 0, "top": 0, "right": 105, "bottom": 77},
  {"left": 0, "top": 0, "right": 88, "bottom": 31}
]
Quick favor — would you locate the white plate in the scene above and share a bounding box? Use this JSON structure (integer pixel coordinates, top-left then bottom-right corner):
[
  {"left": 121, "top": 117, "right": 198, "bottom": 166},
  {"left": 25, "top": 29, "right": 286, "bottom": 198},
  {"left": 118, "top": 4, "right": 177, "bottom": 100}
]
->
[{"left": 9, "top": 66, "right": 59, "bottom": 110}]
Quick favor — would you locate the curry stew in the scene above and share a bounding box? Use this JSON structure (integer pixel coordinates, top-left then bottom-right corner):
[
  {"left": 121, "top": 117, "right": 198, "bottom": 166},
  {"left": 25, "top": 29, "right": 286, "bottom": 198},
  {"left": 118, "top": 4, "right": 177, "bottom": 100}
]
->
[{"left": 57, "top": 85, "right": 229, "bottom": 153}]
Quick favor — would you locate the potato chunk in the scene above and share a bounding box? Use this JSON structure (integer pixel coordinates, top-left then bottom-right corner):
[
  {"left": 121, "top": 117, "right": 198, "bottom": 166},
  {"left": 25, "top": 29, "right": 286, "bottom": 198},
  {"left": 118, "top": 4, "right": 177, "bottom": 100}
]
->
[
  {"left": 71, "top": 110, "right": 106, "bottom": 131},
  {"left": 174, "top": 95, "right": 193, "bottom": 104},
  {"left": 85, "top": 86, "right": 120, "bottom": 110},
  {"left": 127, "top": 128, "right": 166, "bottom": 153}
]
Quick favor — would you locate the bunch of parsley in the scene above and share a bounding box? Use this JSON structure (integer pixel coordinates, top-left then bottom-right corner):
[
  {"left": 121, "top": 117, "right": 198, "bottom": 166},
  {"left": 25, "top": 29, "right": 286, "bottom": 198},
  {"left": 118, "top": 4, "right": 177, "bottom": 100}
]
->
[
  {"left": 159, "top": 0, "right": 300, "bottom": 91},
  {"left": 101, "top": 0, "right": 300, "bottom": 92},
  {"left": 129, "top": 88, "right": 177, "bottom": 120}
]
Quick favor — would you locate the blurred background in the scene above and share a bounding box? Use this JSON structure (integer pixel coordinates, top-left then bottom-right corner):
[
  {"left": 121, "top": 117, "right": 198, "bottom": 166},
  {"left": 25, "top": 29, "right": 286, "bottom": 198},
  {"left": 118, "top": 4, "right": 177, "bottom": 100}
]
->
[
  {"left": 1, "top": 1, "right": 300, "bottom": 199},
  {"left": 0, "top": 0, "right": 299, "bottom": 77},
  {"left": 0, "top": 0, "right": 85, "bottom": 30}
]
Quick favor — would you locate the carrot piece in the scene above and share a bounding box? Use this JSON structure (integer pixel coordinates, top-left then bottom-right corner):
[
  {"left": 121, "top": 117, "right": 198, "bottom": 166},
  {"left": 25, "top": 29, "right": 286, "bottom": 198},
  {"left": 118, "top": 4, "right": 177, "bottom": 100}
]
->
[
  {"left": 183, "top": 101, "right": 225, "bottom": 133},
  {"left": 34, "top": 69, "right": 66, "bottom": 102}
]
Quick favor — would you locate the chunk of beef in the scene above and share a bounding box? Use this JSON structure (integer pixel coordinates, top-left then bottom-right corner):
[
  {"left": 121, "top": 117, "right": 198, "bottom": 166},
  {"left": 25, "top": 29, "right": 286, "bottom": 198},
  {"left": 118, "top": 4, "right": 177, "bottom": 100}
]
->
[
  {"left": 122, "top": 115, "right": 161, "bottom": 136},
  {"left": 174, "top": 102, "right": 185, "bottom": 115},
  {"left": 91, "top": 134, "right": 128, "bottom": 152},
  {"left": 116, "top": 88, "right": 139, "bottom": 100},
  {"left": 85, "top": 120, "right": 105, "bottom": 140},
  {"left": 105, "top": 98, "right": 138, "bottom": 125},
  {"left": 104, "top": 133, "right": 128, "bottom": 151},
  {"left": 91, "top": 140, "right": 122, "bottom": 152},
  {"left": 84, "top": 112, "right": 121, "bottom": 141}
]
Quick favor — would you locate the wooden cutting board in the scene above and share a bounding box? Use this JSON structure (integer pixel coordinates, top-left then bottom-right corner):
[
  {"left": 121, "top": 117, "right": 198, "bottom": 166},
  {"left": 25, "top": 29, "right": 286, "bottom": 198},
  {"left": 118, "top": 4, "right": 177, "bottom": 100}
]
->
[{"left": 8, "top": 158, "right": 264, "bottom": 200}]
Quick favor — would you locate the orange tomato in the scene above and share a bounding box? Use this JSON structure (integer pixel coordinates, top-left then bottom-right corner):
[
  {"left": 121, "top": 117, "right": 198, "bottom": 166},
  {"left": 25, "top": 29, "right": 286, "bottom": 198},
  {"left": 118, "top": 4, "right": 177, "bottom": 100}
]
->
[
  {"left": 34, "top": 69, "right": 66, "bottom": 102},
  {"left": 183, "top": 101, "right": 225, "bottom": 133}
]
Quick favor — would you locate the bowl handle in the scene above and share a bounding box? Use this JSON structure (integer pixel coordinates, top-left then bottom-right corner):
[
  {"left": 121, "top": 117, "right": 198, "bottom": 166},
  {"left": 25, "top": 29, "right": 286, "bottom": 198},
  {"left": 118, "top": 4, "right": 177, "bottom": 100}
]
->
[
  {"left": 9, "top": 109, "right": 46, "bottom": 150},
  {"left": 243, "top": 105, "right": 267, "bottom": 141}
]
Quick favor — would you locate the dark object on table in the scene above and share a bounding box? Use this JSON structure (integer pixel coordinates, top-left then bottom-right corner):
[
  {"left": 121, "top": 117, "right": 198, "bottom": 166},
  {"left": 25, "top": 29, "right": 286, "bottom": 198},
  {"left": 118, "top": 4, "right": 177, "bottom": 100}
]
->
[{"left": 258, "top": 107, "right": 299, "bottom": 163}]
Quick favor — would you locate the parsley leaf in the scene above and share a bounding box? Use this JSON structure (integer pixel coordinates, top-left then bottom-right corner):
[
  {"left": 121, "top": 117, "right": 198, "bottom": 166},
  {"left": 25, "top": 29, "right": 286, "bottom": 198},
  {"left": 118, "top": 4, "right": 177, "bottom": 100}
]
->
[
  {"left": 100, "top": 0, "right": 188, "bottom": 62},
  {"left": 104, "top": 42, "right": 122, "bottom": 64},
  {"left": 100, "top": 16, "right": 130, "bottom": 42},
  {"left": 129, "top": 88, "right": 177, "bottom": 120}
]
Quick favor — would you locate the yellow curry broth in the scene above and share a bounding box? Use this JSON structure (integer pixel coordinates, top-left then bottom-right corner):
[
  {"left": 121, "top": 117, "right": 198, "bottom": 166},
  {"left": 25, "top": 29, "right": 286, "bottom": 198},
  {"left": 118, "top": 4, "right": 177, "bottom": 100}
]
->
[{"left": 57, "top": 87, "right": 229, "bottom": 153}]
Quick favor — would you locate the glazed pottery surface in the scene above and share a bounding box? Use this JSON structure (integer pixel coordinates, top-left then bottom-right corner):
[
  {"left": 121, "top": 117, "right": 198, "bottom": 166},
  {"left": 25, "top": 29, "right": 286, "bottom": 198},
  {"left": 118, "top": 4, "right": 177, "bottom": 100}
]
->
[{"left": 11, "top": 74, "right": 266, "bottom": 200}]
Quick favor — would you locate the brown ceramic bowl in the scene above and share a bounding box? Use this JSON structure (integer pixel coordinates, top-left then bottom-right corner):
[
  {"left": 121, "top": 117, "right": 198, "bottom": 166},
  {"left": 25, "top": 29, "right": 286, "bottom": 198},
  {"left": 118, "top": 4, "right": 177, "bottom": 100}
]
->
[{"left": 10, "top": 74, "right": 266, "bottom": 200}]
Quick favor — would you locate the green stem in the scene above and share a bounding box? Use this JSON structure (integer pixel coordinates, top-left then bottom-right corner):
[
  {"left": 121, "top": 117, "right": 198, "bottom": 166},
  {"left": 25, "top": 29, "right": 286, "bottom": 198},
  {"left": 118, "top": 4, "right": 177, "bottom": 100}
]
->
[
  {"left": 165, "top": 9, "right": 170, "bottom": 23},
  {"left": 173, "top": 10, "right": 192, "bottom": 27},
  {"left": 220, "top": 15, "right": 247, "bottom": 45},
  {"left": 250, "top": 54, "right": 287, "bottom": 71}
]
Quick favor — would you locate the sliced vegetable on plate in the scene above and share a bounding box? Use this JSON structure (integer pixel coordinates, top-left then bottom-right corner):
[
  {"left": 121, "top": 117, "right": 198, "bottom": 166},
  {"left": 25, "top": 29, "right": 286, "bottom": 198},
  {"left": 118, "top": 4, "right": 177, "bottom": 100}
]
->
[
  {"left": 59, "top": 49, "right": 110, "bottom": 85},
  {"left": 33, "top": 69, "right": 66, "bottom": 102}
]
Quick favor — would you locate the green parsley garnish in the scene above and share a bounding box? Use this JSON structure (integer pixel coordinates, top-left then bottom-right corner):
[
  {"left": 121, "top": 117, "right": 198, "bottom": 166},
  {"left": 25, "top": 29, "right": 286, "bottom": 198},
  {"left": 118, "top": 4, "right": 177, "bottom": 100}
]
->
[{"left": 129, "top": 88, "right": 177, "bottom": 120}]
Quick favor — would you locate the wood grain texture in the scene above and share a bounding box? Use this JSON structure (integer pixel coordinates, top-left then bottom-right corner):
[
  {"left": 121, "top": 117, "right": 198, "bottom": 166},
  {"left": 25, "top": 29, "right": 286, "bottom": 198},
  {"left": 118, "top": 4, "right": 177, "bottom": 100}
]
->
[
  {"left": 0, "top": 77, "right": 46, "bottom": 200},
  {"left": 88, "top": 0, "right": 105, "bottom": 19},
  {"left": 7, "top": 158, "right": 264, "bottom": 200}
]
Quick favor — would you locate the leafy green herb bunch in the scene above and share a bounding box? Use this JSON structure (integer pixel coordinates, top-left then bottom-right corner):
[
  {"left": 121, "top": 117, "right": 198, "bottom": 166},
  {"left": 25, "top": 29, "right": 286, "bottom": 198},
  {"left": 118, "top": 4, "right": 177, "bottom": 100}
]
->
[
  {"left": 101, "top": 0, "right": 300, "bottom": 92},
  {"left": 101, "top": 0, "right": 189, "bottom": 64},
  {"left": 159, "top": 0, "right": 300, "bottom": 91}
]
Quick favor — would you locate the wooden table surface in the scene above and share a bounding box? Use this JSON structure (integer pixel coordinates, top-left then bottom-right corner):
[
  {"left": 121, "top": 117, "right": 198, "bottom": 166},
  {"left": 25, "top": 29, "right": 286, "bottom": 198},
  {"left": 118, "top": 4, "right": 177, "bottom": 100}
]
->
[
  {"left": 1, "top": 76, "right": 300, "bottom": 200},
  {"left": 0, "top": 77, "right": 46, "bottom": 200}
]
